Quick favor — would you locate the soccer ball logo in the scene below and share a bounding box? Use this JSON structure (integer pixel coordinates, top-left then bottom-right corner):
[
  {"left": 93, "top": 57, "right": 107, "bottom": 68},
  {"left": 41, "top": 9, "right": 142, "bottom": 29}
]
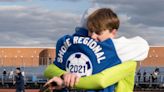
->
[{"left": 66, "top": 52, "right": 92, "bottom": 77}]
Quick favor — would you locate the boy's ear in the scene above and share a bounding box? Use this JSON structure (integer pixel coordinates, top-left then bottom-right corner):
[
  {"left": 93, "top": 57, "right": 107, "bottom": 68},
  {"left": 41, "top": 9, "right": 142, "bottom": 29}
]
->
[{"left": 111, "top": 29, "right": 117, "bottom": 37}]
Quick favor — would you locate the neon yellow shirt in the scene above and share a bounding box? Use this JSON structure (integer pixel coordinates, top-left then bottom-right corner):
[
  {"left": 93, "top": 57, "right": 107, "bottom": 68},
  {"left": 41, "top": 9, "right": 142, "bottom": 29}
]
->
[{"left": 44, "top": 61, "right": 136, "bottom": 92}]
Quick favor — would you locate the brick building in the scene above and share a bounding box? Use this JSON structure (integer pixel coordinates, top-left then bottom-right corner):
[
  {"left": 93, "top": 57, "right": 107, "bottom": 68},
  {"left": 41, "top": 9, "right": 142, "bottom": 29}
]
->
[
  {"left": 0, "top": 47, "right": 55, "bottom": 67},
  {"left": 0, "top": 46, "right": 163, "bottom": 67},
  {"left": 140, "top": 46, "right": 164, "bottom": 67}
]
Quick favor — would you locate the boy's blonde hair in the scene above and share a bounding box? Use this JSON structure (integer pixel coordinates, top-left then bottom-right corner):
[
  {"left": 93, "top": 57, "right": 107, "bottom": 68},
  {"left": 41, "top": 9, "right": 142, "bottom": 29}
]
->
[{"left": 87, "top": 8, "right": 119, "bottom": 34}]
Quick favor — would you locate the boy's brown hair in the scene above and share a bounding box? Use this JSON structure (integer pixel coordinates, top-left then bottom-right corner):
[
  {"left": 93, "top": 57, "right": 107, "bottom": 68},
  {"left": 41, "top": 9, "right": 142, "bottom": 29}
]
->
[{"left": 87, "top": 8, "right": 119, "bottom": 34}]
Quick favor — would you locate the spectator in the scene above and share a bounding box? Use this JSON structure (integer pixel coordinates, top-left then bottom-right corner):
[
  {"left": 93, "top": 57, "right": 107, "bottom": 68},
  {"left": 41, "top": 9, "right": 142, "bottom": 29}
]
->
[
  {"left": 48, "top": 58, "right": 52, "bottom": 65},
  {"left": 137, "top": 70, "right": 141, "bottom": 83},
  {"left": 3, "top": 69, "right": 7, "bottom": 81},
  {"left": 149, "top": 73, "right": 153, "bottom": 82},
  {"left": 14, "top": 67, "right": 25, "bottom": 92},
  {"left": 143, "top": 71, "right": 147, "bottom": 82},
  {"left": 152, "top": 68, "right": 159, "bottom": 82},
  {"left": 155, "top": 67, "right": 160, "bottom": 74},
  {"left": 9, "top": 69, "right": 14, "bottom": 79}
]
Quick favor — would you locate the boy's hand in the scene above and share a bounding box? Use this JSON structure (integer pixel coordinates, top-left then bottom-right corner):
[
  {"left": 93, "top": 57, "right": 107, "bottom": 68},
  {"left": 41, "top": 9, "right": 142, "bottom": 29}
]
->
[
  {"left": 44, "top": 76, "right": 64, "bottom": 91},
  {"left": 62, "top": 73, "right": 80, "bottom": 88}
]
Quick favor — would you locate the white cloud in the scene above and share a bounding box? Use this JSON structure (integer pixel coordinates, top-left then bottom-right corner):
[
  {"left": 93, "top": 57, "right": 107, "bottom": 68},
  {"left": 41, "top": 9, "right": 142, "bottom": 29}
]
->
[
  {"left": 118, "top": 21, "right": 164, "bottom": 46},
  {"left": 0, "top": 5, "right": 80, "bottom": 47},
  {"left": 118, "top": 14, "right": 131, "bottom": 23},
  {"left": 0, "top": 0, "right": 163, "bottom": 46},
  {"left": 0, "top": 5, "right": 27, "bottom": 10},
  {"left": 0, "top": 0, "right": 17, "bottom": 1},
  {"left": 91, "top": 0, "right": 164, "bottom": 46}
]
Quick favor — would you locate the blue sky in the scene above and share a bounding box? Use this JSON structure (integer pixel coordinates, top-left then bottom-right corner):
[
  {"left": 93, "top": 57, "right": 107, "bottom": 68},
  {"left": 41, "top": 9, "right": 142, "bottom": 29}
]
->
[{"left": 0, "top": 0, "right": 163, "bottom": 47}]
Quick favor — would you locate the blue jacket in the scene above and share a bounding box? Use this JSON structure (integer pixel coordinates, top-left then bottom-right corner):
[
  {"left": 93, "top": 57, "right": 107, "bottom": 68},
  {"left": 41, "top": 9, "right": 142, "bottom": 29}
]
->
[
  {"left": 15, "top": 73, "right": 24, "bottom": 90},
  {"left": 54, "top": 27, "right": 122, "bottom": 92}
]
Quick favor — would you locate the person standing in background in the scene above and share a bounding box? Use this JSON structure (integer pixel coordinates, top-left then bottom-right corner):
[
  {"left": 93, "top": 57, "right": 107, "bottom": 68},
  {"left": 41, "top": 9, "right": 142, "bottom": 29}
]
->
[{"left": 14, "top": 67, "right": 25, "bottom": 92}]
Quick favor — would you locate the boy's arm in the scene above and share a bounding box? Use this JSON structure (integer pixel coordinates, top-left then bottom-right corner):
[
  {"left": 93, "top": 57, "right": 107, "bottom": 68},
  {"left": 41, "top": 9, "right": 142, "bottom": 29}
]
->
[
  {"left": 75, "top": 60, "right": 137, "bottom": 90},
  {"left": 113, "top": 36, "right": 149, "bottom": 62},
  {"left": 44, "top": 60, "right": 136, "bottom": 90},
  {"left": 44, "top": 64, "right": 66, "bottom": 79},
  {"left": 115, "top": 66, "right": 136, "bottom": 92}
]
